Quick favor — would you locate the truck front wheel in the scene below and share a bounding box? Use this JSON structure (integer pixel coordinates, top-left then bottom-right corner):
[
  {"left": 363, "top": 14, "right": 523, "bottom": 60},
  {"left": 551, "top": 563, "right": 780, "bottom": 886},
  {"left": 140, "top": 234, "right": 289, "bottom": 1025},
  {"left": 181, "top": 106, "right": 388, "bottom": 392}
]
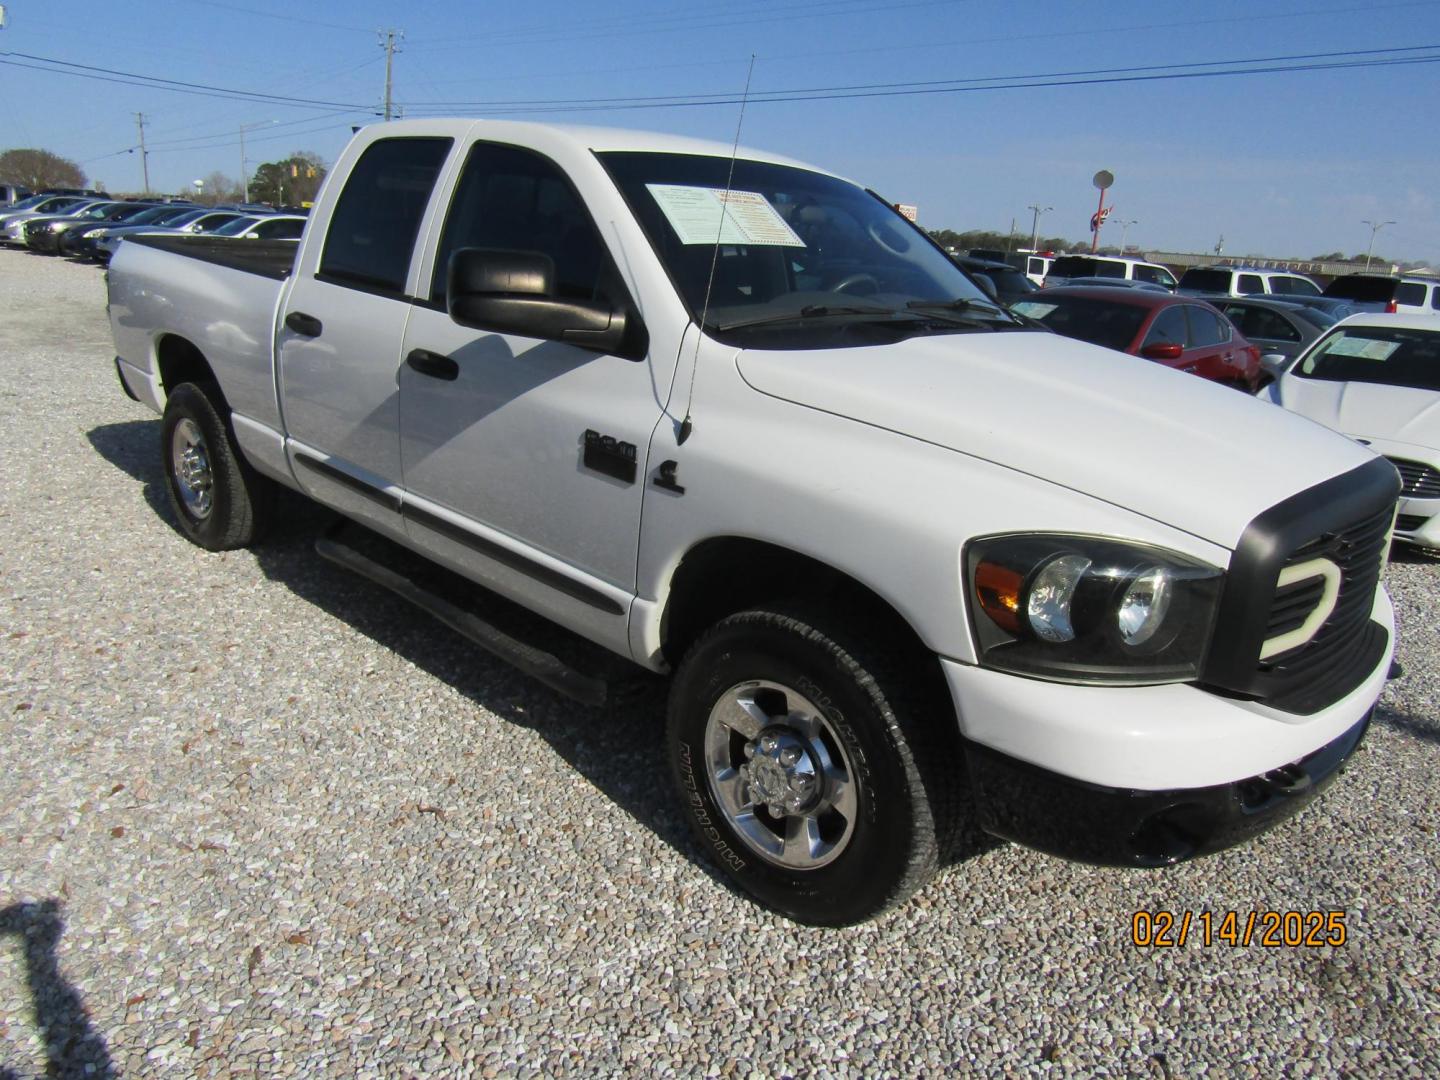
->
[
  {"left": 667, "top": 604, "right": 957, "bottom": 925},
  {"left": 160, "top": 382, "right": 269, "bottom": 551}
]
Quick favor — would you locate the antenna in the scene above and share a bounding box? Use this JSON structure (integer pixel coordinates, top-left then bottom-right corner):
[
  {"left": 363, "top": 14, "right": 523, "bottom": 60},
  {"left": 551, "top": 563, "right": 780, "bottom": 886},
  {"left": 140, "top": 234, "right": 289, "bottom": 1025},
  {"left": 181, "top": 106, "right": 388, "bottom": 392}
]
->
[{"left": 677, "top": 53, "right": 756, "bottom": 446}]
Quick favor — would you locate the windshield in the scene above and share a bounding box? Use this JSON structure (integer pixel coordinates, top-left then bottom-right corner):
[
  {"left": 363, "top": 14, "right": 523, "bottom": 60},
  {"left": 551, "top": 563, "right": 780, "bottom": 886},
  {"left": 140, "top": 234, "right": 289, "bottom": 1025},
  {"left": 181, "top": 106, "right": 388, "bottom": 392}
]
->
[
  {"left": 160, "top": 210, "right": 209, "bottom": 229},
  {"left": 33, "top": 197, "right": 83, "bottom": 214},
  {"left": 1179, "top": 268, "right": 1230, "bottom": 292},
  {"left": 1296, "top": 325, "right": 1440, "bottom": 391},
  {"left": 78, "top": 203, "right": 124, "bottom": 219},
  {"left": 1010, "top": 294, "right": 1149, "bottom": 352},
  {"left": 211, "top": 216, "right": 260, "bottom": 236},
  {"left": 599, "top": 151, "right": 1013, "bottom": 347},
  {"left": 1050, "top": 256, "right": 1124, "bottom": 279},
  {"left": 108, "top": 204, "right": 158, "bottom": 222},
  {"left": 1289, "top": 305, "right": 1339, "bottom": 329}
]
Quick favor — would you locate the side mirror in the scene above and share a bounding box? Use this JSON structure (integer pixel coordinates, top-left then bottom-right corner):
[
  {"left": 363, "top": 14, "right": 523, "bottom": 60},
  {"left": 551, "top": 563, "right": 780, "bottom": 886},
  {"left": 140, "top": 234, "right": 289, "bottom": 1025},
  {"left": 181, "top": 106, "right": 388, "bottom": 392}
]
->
[
  {"left": 970, "top": 274, "right": 1000, "bottom": 302},
  {"left": 1140, "top": 342, "right": 1184, "bottom": 361},
  {"left": 447, "top": 247, "right": 640, "bottom": 359},
  {"left": 1259, "top": 352, "right": 1290, "bottom": 378}
]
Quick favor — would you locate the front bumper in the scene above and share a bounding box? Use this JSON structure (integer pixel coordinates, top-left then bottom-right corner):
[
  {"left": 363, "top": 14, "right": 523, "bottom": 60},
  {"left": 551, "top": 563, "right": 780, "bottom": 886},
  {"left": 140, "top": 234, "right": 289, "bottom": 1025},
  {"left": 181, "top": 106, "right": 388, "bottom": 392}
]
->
[
  {"left": 1394, "top": 497, "right": 1440, "bottom": 546},
  {"left": 964, "top": 711, "right": 1370, "bottom": 867}
]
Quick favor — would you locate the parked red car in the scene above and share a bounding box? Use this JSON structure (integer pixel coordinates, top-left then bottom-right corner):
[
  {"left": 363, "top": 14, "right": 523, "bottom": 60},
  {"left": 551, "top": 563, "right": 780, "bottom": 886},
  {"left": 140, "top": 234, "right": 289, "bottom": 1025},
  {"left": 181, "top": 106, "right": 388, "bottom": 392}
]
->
[{"left": 1012, "top": 286, "right": 1263, "bottom": 390}]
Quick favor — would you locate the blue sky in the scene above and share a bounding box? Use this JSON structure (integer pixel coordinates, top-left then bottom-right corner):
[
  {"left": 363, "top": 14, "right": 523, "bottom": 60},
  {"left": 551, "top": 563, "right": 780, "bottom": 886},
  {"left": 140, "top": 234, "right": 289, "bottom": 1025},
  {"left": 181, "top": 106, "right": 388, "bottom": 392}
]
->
[{"left": 2, "top": 0, "right": 1438, "bottom": 262}]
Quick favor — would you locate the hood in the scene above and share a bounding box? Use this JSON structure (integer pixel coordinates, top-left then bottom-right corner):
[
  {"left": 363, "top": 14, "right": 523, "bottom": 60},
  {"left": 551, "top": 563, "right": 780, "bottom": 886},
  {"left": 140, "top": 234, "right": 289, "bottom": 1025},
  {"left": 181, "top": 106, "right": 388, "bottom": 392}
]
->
[
  {"left": 736, "top": 330, "right": 1376, "bottom": 548},
  {"left": 1277, "top": 376, "right": 1440, "bottom": 449}
]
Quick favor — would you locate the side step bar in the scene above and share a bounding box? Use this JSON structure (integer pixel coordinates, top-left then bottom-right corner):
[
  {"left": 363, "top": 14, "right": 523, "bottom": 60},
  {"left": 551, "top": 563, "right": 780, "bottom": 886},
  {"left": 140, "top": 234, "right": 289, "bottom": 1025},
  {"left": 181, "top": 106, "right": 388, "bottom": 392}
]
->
[{"left": 315, "top": 535, "right": 609, "bottom": 707}]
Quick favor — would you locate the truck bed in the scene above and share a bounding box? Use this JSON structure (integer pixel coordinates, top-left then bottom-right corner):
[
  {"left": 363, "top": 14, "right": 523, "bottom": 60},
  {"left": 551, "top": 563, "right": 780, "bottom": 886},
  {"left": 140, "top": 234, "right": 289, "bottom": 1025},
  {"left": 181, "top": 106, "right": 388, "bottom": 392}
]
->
[{"left": 128, "top": 233, "right": 298, "bottom": 280}]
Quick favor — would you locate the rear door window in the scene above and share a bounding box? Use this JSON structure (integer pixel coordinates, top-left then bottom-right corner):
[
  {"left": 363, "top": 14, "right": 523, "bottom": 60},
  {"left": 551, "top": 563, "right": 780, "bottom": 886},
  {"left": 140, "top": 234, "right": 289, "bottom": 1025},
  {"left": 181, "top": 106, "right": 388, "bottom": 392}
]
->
[
  {"left": 1238, "top": 274, "right": 1265, "bottom": 294},
  {"left": 1240, "top": 306, "right": 1299, "bottom": 342},
  {"left": 1185, "top": 305, "right": 1229, "bottom": 346},
  {"left": 320, "top": 136, "right": 453, "bottom": 294},
  {"left": 1143, "top": 306, "right": 1187, "bottom": 347}
]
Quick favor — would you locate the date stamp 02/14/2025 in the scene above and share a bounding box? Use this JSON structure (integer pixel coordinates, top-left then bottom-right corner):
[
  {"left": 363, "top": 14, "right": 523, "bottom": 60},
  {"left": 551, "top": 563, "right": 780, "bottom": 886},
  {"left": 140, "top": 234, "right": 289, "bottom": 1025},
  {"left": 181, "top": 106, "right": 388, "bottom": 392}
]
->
[{"left": 1131, "top": 910, "right": 1348, "bottom": 948}]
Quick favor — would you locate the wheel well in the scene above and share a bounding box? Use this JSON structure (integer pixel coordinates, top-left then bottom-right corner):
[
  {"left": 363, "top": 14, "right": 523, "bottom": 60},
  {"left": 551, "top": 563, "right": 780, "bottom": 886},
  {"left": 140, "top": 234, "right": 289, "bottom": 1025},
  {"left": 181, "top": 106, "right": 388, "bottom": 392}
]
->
[
  {"left": 155, "top": 335, "right": 221, "bottom": 403},
  {"left": 661, "top": 538, "right": 934, "bottom": 672}
]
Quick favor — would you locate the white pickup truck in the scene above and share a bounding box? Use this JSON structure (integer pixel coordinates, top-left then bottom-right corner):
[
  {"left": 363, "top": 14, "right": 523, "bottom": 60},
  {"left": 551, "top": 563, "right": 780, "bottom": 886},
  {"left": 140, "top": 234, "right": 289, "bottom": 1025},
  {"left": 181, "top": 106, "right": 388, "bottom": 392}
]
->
[{"left": 108, "top": 119, "right": 1400, "bottom": 925}]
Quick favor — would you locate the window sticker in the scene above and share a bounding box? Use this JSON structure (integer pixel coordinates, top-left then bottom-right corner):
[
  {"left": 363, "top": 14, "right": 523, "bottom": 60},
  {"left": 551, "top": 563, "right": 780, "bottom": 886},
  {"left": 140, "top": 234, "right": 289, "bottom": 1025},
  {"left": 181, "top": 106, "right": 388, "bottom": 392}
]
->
[
  {"left": 1010, "top": 301, "right": 1059, "bottom": 319},
  {"left": 646, "top": 184, "right": 805, "bottom": 247},
  {"left": 1324, "top": 335, "right": 1401, "bottom": 361}
]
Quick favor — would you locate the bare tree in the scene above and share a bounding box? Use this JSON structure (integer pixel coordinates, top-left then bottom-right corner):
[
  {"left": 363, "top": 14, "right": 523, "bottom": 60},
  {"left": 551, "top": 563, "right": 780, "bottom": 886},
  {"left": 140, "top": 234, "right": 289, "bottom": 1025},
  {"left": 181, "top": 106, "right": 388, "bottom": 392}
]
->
[
  {"left": 0, "top": 148, "right": 87, "bottom": 190},
  {"left": 197, "top": 171, "right": 242, "bottom": 206}
]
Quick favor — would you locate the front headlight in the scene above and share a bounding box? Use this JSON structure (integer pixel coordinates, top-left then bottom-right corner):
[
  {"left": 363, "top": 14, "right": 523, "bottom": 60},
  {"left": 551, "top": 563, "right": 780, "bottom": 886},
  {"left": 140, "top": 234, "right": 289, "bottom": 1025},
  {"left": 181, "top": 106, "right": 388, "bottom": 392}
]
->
[{"left": 966, "top": 534, "right": 1223, "bottom": 685}]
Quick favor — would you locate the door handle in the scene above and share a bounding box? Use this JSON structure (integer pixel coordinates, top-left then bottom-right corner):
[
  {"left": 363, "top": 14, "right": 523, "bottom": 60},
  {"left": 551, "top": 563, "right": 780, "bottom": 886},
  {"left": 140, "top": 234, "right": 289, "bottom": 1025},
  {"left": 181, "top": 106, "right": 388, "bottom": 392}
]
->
[
  {"left": 285, "top": 311, "right": 323, "bottom": 337},
  {"left": 406, "top": 348, "right": 459, "bottom": 381}
]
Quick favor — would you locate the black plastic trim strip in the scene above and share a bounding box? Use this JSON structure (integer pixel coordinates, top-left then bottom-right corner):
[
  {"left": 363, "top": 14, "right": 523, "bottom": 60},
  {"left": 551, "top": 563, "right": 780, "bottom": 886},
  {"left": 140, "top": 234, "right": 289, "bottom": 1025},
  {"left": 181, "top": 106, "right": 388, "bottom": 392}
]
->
[
  {"left": 401, "top": 503, "right": 625, "bottom": 616},
  {"left": 113, "top": 356, "right": 139, "bottom": 402},
  {"left": 292, "top": 452, "right": 402, "bottom": 513}
]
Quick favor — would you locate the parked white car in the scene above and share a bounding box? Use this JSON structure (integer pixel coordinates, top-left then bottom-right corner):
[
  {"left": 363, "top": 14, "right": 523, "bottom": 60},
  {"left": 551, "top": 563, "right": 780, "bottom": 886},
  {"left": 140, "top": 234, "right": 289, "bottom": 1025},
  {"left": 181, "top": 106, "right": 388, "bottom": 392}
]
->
[
  {"left": 1177, "top": 266, "right": 1321, "bottom": 298},
  {"left": 1044, "top": 254, "right": 1178, "bottom": 289},
  {"left": 1264, "top": 313, "right": 1440, "bottom": 547}
]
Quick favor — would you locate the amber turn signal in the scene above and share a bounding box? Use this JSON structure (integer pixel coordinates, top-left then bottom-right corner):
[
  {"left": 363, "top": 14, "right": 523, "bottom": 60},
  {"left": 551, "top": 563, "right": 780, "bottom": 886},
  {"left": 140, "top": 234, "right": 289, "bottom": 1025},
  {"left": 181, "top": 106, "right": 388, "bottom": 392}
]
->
[{"left": 974, "top": 559, "right": 1024, "bottom": 634}]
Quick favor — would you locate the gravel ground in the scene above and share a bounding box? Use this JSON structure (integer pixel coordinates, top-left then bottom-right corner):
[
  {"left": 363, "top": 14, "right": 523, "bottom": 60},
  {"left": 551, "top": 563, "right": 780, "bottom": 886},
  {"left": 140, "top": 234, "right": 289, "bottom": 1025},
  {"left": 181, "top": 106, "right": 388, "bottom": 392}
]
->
[{"left": 1, "top": 247, "right": 1438, "bottom": 1078}]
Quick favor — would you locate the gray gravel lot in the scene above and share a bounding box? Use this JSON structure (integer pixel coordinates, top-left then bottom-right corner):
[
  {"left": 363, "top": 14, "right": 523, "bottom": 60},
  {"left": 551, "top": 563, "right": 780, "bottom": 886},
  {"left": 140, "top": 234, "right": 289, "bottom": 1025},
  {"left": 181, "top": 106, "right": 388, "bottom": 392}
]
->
[{"left": 1, "top": 247, "right": 1438, "bottom": 1078}]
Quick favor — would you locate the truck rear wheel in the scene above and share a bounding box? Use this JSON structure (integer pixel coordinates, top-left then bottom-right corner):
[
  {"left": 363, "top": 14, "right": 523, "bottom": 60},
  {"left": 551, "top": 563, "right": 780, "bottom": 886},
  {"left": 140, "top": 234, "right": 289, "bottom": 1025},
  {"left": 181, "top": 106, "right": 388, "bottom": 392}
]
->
[
  {"left": 667, "top": 603, "right": 958, "bottom": 926},
  {"left": 160, "top": 382, "right": 269, "bottom": 551}
]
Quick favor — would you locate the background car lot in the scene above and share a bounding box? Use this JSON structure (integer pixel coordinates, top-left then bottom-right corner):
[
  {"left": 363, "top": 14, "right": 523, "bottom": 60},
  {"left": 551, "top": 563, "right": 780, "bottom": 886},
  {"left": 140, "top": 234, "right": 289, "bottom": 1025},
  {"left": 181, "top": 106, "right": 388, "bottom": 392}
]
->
[{"left": 1, "top": 251, "right": 1438, "bottom": 1076}]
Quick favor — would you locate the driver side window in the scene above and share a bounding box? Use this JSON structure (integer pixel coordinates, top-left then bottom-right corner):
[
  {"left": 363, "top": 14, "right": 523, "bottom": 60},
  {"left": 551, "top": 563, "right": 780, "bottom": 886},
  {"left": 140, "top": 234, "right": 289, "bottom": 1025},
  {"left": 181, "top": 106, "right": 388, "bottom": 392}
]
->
[{"left": 431, "top": 142, "right": 617, "bottom": 306}]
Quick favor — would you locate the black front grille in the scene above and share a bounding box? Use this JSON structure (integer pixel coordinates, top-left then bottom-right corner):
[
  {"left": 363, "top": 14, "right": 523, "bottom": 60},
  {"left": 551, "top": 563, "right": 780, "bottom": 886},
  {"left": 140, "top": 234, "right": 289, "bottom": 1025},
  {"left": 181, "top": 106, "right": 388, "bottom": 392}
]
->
[
  {"left": 1202, "top": 457, "right": 1399, "bottom": 715},
  {"left": 1387, "top": 457, "right": 1440, "bottom": 499},
  {"left": 1254, "top": 506, "right": 1392, "bottom": 712},
  {"left": 1395, "top": 513, "right": 1427, "bottom": 533}
]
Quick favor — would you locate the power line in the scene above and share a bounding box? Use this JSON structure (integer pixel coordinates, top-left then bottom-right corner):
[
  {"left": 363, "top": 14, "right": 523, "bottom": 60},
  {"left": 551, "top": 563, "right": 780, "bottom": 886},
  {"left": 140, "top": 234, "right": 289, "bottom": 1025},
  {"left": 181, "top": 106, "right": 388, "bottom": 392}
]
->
[
  {"left": 0, "top": 52, "right": 369, "bottom": 110},
  {"left": 407, "top": 0, "right": 960, "bottom": 52},
  {"left": 400, "top": 43, "right": 1440, "bottom": 110},
  {"left": 183, "top": 0, "right": 375, "bottom": 34},
  {"left": 404, "top": 0, "right": 960, "bottom": 47}
]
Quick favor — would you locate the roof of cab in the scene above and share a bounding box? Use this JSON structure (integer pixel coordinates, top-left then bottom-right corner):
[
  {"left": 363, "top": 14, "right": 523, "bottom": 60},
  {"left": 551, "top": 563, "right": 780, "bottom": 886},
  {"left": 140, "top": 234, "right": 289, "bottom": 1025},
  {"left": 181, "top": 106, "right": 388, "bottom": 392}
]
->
[{"left": 353, "top": 118, "right": 833, "bottom": 176}]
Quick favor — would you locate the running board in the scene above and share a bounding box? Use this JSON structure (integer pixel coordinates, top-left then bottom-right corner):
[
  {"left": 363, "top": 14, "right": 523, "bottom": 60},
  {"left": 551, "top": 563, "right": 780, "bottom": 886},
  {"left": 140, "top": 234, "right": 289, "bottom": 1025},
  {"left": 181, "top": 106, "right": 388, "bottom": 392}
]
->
[{"left": 315, "top": 535, "right": 609, "bottom": 707}]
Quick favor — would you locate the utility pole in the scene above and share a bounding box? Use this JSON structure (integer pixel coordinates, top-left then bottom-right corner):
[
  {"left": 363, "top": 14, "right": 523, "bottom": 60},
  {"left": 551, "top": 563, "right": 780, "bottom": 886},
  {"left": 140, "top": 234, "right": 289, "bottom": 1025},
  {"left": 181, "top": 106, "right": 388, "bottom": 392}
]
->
[
  {"left": 134, "top": 113, "right": 150, "bottom": 195},
  {"left": 380, "top": 29, "right": 404, "bottom": 121},
  {"left": 1026, "top": 204, "right": 1052, "bottom": 253},
  {"left": 239, "top": 121, "right": 275, "bottom": 203},
  {"left": 1361, "top": 219, "right": 1395, "bottom": 270}
]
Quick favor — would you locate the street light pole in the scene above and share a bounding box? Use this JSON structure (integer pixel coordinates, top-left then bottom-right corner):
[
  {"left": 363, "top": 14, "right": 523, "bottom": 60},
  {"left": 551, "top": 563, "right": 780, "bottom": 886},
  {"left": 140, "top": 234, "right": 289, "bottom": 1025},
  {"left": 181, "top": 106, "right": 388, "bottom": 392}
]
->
[
  {"left": 1361, "top": 219, "right": 1396, "bottom": 271},
  {"left": 1026, "top": 204, "right": 1052, "bottom": 252},
  {"left": 1118, "top": 219, "right": 1138, "bottom": 254},
  {"left": 239, "top": 121, "right": 277, "bottom": 203}
]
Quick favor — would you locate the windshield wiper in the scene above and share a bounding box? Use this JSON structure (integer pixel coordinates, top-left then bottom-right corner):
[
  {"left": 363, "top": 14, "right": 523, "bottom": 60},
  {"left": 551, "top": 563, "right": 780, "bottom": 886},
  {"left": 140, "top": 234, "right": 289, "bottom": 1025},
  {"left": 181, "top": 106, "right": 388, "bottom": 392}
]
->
[
  {"left": 906, "top": 297, "right": 1011, "bottom": 319},
  {"left": 716, "top": 303, "right": 905, "bottom": 332}
]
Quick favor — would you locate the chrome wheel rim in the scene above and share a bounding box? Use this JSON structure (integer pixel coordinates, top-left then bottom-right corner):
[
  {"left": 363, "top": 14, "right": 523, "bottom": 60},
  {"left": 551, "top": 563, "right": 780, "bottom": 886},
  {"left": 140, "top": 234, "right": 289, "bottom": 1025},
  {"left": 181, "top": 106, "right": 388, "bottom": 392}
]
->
[
  {"left": 171, "top": 418, "right": 214, "bottom": 519},
  {"left": 703, "top": 679, "right": 859, "bottom": 870}
]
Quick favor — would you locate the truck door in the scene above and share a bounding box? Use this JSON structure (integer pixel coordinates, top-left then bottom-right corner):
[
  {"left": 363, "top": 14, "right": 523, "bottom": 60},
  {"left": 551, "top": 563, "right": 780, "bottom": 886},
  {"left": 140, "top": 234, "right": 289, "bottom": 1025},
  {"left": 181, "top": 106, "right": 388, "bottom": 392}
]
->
[
  {"left": 397, "top": 141, "right": 662, "bottom": 650},
  {"left": 276, "top": 135, "right": 453, "bottom": 536}
]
